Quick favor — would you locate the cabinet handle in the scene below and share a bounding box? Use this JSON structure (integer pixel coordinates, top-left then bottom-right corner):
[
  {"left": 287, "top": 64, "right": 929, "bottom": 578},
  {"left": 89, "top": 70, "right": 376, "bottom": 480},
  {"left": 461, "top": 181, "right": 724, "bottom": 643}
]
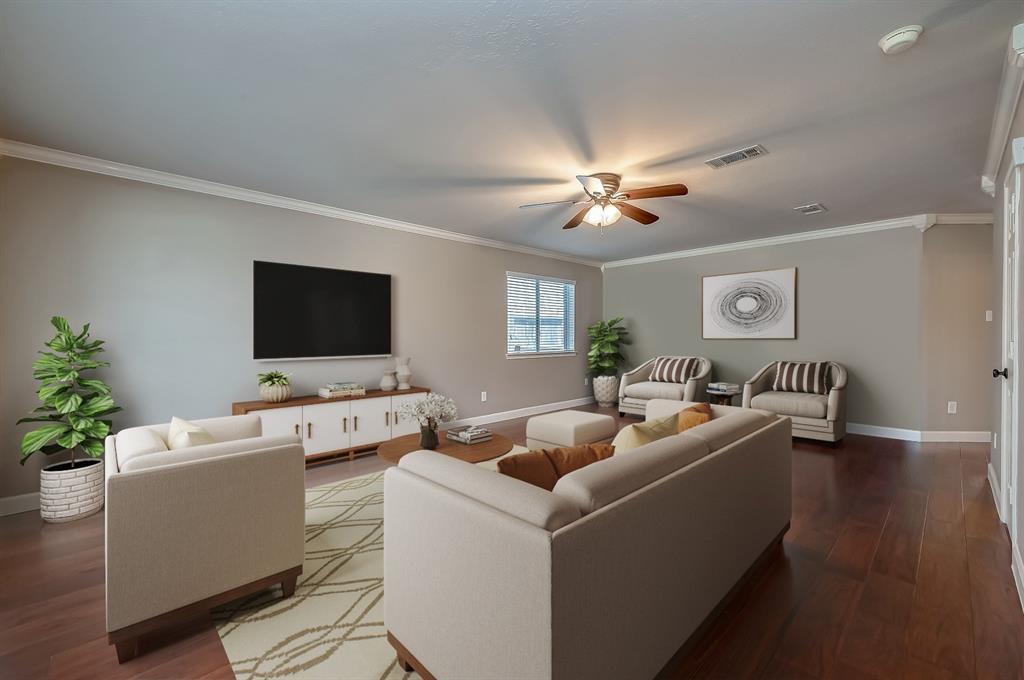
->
[
  {"left": 386, "top": 411, "right": 390, "bottom": 427},
  {"left": 342, "top": 417, "right": 347, "bottom": 433},
  {"left": 393, "top": 411, "right": 399, "bottom": 424},
  {"left": 307, "top": 423, "right": 312, "bottom": 439},
  {"left": 294, "top": 423, "right": 299, "bottom": 436},
  {"left": 354, "top": 416, "right": 359, "bottom": 431}
]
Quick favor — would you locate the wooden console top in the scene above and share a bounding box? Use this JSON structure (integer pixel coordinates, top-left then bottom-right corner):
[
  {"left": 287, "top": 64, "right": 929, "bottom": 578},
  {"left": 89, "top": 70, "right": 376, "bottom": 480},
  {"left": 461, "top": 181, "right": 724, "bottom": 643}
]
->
[{"left": 232, "top": 385, "right": 430, "bottom": 414}]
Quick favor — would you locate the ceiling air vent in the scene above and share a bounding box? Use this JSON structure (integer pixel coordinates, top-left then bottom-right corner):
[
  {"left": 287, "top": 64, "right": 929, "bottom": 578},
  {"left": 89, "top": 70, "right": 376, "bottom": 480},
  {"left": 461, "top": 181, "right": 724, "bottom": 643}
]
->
[
  {"left": 793, "top": 203, "right": 827, "bottom": 215},
  {"left": 704, "top": 144, "right": 768, "bottom": 169}
]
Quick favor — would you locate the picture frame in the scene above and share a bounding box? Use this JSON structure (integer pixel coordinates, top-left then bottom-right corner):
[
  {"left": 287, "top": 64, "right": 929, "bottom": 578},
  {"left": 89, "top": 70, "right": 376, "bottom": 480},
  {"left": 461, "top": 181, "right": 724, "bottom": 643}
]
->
[{"left": 701, "top": 267, "right": 797, "bottom": 339}]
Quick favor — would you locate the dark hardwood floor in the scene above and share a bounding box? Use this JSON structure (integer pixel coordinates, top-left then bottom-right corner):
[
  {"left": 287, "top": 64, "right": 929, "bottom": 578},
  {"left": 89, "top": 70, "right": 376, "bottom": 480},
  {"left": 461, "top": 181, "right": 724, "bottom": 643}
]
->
[{"left": 2, "top": 404, "right": 1022, "bottom": 679}]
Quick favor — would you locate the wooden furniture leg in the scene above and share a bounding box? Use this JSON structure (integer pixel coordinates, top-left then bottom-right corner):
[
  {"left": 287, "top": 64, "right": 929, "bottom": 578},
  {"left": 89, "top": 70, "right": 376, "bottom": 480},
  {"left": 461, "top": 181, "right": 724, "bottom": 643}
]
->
[
  {"left": 114, "top": 637, "right": 139, "bottom": 663},
  {"left": 282, "top": 571, "right": 298, "bottom": 597}
]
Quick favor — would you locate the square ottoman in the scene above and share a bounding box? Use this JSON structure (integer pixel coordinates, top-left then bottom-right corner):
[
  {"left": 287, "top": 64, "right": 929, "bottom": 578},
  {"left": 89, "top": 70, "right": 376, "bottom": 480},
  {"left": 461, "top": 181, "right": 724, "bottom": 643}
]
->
[{"left": 526, "top": 410, "right": 617, "bottom": 449}]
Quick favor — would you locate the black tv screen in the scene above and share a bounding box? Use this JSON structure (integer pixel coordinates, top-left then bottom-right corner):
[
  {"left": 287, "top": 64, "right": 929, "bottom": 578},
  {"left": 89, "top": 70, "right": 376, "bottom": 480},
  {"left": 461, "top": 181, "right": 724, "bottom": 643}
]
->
[{"left": 253, "top": 261, "right": 392, "bottom": 359}]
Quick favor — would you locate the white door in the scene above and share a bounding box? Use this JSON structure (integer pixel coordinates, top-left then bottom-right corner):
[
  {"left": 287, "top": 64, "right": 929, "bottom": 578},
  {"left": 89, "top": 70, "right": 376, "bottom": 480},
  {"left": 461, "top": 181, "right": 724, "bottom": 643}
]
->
[
  {"left": 258, "top": 406, "right": 303, "bottom": 440},
  {"left": 1000, "top": 160, "right": 1021, "bottom": 534},
  {"left": 391, "top": 393, "right": 425, "bottom": 438},
  {"left": 303, "top": 401, "right": 350, "bottom": 456},
  {"left": 350, "top": 396, "right": 393, "bottom": 447}
]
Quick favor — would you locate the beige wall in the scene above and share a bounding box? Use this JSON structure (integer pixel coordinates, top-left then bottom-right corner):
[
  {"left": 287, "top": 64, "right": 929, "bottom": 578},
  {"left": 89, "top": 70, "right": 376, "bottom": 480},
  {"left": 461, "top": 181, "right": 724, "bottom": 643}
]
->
[
  {"left": 605, "top": 225, "right": 993, "bottom": 432},
  {"left": 0, "top": 158, "right": 602, "bottom": 499},
  {"left": 921, "top": 223, "right": 994, "bottom": 431}
]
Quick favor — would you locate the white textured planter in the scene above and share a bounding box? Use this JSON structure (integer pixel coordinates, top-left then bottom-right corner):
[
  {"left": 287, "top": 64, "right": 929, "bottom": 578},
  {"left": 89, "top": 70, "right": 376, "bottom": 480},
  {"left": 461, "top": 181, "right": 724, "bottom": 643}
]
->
[
  {"left": 260, "top": 383, "right": 293, "bottom": 403},
  {"left": 592, "top": 375, "right": 620, "bottom": 408},
  {"left": 39, "top": 458, "right": 104, "bottom": 523}
]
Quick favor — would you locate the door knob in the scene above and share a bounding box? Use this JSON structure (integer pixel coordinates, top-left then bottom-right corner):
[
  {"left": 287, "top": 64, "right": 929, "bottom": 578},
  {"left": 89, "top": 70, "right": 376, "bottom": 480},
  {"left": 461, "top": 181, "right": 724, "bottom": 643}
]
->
[{"left": 994, "top": 368, "right": 1009, "bottom": 379}]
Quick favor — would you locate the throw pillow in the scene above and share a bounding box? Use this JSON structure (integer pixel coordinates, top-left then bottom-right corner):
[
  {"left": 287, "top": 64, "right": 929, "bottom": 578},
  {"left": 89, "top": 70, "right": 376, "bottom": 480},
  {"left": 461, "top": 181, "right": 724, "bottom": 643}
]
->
[
  {"left": 649, "top": 356, "right": 701, "bottom": 384},
  {"left": 167, "top": 416, "right": 216, "bottom": 450},
  {"left": 773, "top": 361, "right": 831, "bottom": 395},
  {"left": 611, "top": 412, "right": 679, "bottom": 452},
  {"left": 498, "top": 444, "right": 615, "bottom": 491},
  {"left": 678, "top": 402, "right": 713, "bottom": 433}
]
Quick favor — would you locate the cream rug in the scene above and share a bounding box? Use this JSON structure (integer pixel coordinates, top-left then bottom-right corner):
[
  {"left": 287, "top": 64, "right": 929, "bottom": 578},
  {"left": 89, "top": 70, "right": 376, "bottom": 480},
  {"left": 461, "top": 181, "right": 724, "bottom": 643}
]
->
[{"left": 213, "top": 448, "right": 525, "bottom": 680}]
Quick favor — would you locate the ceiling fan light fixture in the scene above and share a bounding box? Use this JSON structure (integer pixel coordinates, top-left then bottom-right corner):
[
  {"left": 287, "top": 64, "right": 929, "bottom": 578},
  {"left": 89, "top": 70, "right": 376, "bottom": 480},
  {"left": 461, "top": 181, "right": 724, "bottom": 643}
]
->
[{"left": 583, "top": 201, "right": 622, "bottom": 227}]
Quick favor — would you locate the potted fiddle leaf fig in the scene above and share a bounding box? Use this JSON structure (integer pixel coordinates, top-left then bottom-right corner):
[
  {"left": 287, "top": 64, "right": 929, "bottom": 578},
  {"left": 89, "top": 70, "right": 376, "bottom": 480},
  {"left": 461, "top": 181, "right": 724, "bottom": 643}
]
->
[
  {"left": 587, "top": 317, "right": 630, "bottom": 408},
  {"left": 18, "top": 317, "right": 121, "bottom": 523}
]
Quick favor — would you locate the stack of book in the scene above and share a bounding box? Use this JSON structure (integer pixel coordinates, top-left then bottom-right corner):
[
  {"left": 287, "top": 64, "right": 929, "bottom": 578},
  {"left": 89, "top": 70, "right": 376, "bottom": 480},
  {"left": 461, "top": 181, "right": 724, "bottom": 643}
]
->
[
  {"left": 446, "top": 426, "right": 493, "bottom": 445},
  {"left": 708, "top": 382, "right": 741, "bottom": 395},
  {"left": 317, "top": 382, "right": 367, "bottom": 398}
]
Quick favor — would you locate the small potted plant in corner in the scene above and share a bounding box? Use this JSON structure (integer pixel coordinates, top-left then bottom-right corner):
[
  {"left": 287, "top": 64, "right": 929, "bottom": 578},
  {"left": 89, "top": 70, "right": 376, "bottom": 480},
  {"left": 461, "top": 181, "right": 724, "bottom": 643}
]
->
[
  {"left": 587, "top": 317, "right": 630, "bottom": 408},
  {"left": 18, "top": 317, "right": 121, "bottom": 523},
  {"left": 258, "top": 370, "right": 292, "bottom": 403},
  {"left": 399, "top": 393, "right": 458, "bottom": 450}
]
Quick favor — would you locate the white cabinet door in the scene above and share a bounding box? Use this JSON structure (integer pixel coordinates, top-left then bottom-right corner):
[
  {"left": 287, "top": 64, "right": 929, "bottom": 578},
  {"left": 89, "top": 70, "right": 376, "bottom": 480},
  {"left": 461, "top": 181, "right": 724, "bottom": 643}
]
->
[
  {"left": 303, "top": 401, "right": 350, "bottom": 456},
  {"left": 390, "top": 393, "right": 426, "bottom": 438},
  {"left": 257, "top": 406, "right": 303, "bottom": 440},
  {"left": 350, "top": 396, "right": 393, "bottom": 447}
]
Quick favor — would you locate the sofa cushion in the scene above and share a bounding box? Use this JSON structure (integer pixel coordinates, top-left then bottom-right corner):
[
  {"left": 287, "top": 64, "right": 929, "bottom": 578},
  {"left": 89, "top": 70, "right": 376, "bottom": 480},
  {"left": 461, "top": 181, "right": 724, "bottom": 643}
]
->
[
  {"left": 143, "top": 414, "right": 263, "bottom": 447},
  {"left": 751, "top": 391, "right": 828, "bottom": 419},
  {"left": 682, "top": 410, "right": 775, "bottom": 451},
  {"left": 167, "top": 417, "right": 216, "bottom": 450},
  {"left": 113, "top": 426, "right": 169, "bottom": 470},
  {"left": 623, "top": 380, "right": 686, "bottom": 401},
  {"left": 678, "top": 403, "right": 712, "bottom": 432},
  {"left": 120, "top": 434, "right": 300, "bottom": 472},
  {"left": 611, "top": 412, "right": 679, "bottom": 453},
  {"left": 400, "top": 450, "right": 581, "bottom": 531},
  {"left": 497, "top": 444, "right": 615, "bottom": 491},
  {"left": 553, "top": 433, "right": 710, "bottom": 514},
  {"left": 526, "top": 410, "right": 616, "bottom": 447},
  {"left": 650, "top": 356, "right": 700, "bottom": 383}
]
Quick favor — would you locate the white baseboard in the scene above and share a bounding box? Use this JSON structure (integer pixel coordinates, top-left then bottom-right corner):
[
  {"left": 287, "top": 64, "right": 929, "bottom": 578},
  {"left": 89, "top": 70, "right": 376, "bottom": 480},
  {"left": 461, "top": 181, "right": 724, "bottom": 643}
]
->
[
  {"left": 847, "top": 423, "right": 921, "bottom": 441},
  {"left": 449, "top": 396, "right": 597, "bottom": 428},
  {"left": 989, "top": 463, "right": 1005, "bottom": 523},
  {"left": 0, "top": 491, "right": 39, "bottom": 517},
  {"left": 846, "top": 424, "right": 992, "bottom": 443},
  {"left": 1013, "top": 542, "right": 1024, "bottom": 614}
]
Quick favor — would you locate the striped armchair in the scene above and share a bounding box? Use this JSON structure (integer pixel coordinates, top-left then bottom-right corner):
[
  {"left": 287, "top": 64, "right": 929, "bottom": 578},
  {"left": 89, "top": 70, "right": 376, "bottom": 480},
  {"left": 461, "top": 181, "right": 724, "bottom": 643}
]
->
[
  {"left": 743, "top": 361, "right": 847, "bottom": 443},
  {"left": 618, "top": 356, "right": 713, "bottom": 417}
]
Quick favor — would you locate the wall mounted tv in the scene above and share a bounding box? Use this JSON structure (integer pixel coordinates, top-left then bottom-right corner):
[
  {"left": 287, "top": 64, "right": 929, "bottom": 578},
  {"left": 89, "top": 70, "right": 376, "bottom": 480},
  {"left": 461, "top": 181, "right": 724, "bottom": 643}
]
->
[{"left": 253, "top": 261, "right": 392, "bottom": 360}]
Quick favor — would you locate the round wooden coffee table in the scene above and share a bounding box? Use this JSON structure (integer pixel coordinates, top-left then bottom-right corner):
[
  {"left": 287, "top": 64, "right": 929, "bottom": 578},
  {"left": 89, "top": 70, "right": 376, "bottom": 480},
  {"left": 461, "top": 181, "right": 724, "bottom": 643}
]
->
[{"left": 377, "top": 431, "right": 514, "bottom": 465}]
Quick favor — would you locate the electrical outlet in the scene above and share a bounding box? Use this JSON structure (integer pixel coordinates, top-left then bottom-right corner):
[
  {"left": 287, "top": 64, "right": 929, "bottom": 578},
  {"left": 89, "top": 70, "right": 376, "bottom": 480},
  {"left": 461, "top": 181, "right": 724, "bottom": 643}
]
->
[
  {"left": 986, "top": 310, "right": 993, "bottom": 322},
  {"left": 947, "top": 401, "right": 957, "bottom": 415},
  {"left": 584, "top": 377, "right": 589, "bottom": 385},
  {"left": 481, "top": 391, "right": 487, "bottom": 402}
]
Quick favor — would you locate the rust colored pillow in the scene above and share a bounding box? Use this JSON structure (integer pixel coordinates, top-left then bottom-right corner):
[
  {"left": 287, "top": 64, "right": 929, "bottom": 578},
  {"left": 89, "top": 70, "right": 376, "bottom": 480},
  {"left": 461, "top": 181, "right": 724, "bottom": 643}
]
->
[
  {"left": 678, "top": 402, "right": 713, "bottom": 433},
  {"left": 498, "top": 444, "right": 615, "bottom": 491}
]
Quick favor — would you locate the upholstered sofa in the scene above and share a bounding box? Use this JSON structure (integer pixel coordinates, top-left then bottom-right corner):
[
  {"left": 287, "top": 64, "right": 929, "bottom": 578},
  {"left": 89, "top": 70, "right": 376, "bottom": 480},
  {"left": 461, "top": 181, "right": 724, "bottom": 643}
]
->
[
  {"left": 103, "top": 414, "right": 306, "bottom": 661},
  {"left": 742, "top": 361, "right": 847, "bottom": 443},
  {"left": 384, "top": 399, "right": 792, "bottom": 680},
  {"left": 618, "top": 356, "right": 713, "bottom": 417}
]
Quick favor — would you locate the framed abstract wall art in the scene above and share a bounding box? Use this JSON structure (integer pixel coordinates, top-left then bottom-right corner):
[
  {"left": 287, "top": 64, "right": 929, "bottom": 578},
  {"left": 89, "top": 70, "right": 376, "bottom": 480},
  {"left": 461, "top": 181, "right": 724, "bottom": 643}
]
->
[{"left": 702, "top": 267, "right": 796, "bottom": 339}]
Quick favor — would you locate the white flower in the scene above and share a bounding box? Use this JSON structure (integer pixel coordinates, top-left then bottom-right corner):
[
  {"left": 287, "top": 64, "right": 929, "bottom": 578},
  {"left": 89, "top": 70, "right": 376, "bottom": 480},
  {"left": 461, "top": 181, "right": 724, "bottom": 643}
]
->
[{"left": 399, "top": 393, "right": 458, "bottom": 427}]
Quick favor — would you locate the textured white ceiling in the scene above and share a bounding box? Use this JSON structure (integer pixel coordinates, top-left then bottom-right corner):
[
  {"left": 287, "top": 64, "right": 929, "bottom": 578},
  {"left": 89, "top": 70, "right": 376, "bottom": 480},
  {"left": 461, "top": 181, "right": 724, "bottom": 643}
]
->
[{"left": 0, "top": 0, "right": 1017, "bottom": 260}]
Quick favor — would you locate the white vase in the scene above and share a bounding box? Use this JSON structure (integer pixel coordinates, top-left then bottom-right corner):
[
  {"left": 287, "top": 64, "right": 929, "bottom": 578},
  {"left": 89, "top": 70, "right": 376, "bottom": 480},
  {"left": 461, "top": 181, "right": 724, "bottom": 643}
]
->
[
  {"left": 39, "top": 458, "right": 104, "bottom": 523},
  {"left": 395, "top": 356, "right": 412, "bottom": 390},
  {"left": 592, "top": 375, "right": 619, "bottom": 408},
  {"left": 380, "top": 369, "right": 398, "bottom": 391},
  {"left": 260, "top": 383, "right": 293, "bottom": 403}
]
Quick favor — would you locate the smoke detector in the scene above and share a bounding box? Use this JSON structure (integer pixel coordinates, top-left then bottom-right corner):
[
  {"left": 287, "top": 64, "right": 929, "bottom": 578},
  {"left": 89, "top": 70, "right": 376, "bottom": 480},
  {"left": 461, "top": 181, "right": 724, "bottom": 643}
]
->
[
  {"left": 793, "top": 203, "right": 827, "bottom": 215},
  {"left": 879, "top": 25, "right": 922, "bottom": 55}
]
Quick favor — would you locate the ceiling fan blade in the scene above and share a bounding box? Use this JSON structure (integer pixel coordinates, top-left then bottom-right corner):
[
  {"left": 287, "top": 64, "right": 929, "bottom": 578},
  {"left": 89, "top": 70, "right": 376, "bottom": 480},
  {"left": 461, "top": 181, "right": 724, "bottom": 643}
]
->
[
  {"left": 519, "top": 199, "right": 578, "bottom": 209},
  {"left": 576, "top": 174, "right": 607, "bottom": 197},
  {"left": 616, "top": 202, "right": 659, "bottom": 225},
  {"left": 620, "top": 184, "right": 688, "bottom": 200},
  {"left": 562, "top": 206, "right": 591, "bottom": 230}
]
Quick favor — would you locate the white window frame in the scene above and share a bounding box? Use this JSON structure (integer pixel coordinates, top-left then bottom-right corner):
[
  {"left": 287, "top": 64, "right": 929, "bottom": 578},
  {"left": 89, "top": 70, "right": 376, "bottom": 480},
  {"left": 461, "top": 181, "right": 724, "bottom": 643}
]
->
[{"left": 505, "top": 271, "right": 577, "bottom": 359}]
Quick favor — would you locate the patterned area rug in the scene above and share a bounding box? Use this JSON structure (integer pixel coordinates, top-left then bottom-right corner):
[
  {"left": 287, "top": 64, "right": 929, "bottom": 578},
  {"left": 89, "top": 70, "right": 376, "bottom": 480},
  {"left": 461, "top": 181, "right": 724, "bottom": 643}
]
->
[{"left": 214, "top": 449, "right": 524, "bottom": 680}]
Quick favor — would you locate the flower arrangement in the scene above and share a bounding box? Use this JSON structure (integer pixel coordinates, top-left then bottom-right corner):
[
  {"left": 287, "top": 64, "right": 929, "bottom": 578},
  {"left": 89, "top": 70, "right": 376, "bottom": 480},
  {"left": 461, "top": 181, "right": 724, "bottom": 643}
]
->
[
  {"left": 399, "top": 393, "right": 458, "bottom": 430},
  {"left": 258, "top": 371, "right": 291, "bottom": 386}
]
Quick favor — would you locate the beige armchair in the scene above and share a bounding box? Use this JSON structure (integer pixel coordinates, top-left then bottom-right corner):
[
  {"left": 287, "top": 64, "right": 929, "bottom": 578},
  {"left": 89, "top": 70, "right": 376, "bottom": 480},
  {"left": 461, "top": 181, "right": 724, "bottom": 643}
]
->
[
  {"left": 103, "top": 414, "right": 306, "bottom": 662},
  {"left": 618, "top": 356, "right": 712, "bottom": 417},
  {"left": 742, "top": 361, "right": 847, "bottom": 443}
]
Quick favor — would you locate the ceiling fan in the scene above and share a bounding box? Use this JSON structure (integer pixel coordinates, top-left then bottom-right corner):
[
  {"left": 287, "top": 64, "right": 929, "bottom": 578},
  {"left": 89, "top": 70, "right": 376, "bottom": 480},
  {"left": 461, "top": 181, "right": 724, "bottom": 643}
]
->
[{"left": 519, "top": 173, "right": 688, "bottom": 230}]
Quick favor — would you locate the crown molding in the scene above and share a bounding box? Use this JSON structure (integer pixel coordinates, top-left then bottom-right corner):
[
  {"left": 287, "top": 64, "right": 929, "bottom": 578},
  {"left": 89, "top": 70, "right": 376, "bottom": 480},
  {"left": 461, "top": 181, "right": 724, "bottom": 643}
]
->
[
  {"left": 933, "top": 213, "right": 996, "bottom": 225},
  {"left": 981, "top": 23, "right": 1024, "bottom": 197},
  {"left": 603, "top": 214, "right": 939, "bottom": 269},
  {"left": 0, "top": 139, "right": 604, "bottom": 269}
]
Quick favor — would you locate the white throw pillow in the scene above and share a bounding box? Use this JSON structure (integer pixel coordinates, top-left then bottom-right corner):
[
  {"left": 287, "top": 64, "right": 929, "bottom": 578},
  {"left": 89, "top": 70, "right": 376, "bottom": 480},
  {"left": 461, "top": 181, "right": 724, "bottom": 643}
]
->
[{"left": 167, "top": 416, "right": 216, "bottom": 450}]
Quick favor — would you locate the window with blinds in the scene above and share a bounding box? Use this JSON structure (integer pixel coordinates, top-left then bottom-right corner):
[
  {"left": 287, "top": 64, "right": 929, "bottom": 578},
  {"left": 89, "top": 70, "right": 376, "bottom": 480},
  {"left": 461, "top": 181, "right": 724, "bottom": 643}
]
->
[{"left": 506, "top": 272, "right": 576, "bottom": 357}]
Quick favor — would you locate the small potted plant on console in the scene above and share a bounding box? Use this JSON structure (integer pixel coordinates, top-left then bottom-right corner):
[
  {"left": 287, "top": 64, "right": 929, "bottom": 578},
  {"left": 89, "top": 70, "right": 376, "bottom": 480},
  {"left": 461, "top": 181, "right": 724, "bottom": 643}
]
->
[{"left": 258, "top": 370, "right": 293, "bottom": 403}]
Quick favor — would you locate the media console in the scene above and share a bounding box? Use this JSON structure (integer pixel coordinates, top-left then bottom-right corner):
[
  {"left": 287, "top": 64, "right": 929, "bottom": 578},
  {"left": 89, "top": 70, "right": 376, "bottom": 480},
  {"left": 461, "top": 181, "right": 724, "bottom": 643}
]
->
[{"left": 232, "top": 386, "right": 431, "bottom": 465}]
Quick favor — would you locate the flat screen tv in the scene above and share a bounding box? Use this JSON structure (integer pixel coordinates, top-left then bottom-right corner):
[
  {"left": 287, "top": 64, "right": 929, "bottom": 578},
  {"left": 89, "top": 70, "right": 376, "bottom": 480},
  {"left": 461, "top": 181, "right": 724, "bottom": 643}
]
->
[{"left": 253, "top": 261, "right": 392, "bottom": 360}]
